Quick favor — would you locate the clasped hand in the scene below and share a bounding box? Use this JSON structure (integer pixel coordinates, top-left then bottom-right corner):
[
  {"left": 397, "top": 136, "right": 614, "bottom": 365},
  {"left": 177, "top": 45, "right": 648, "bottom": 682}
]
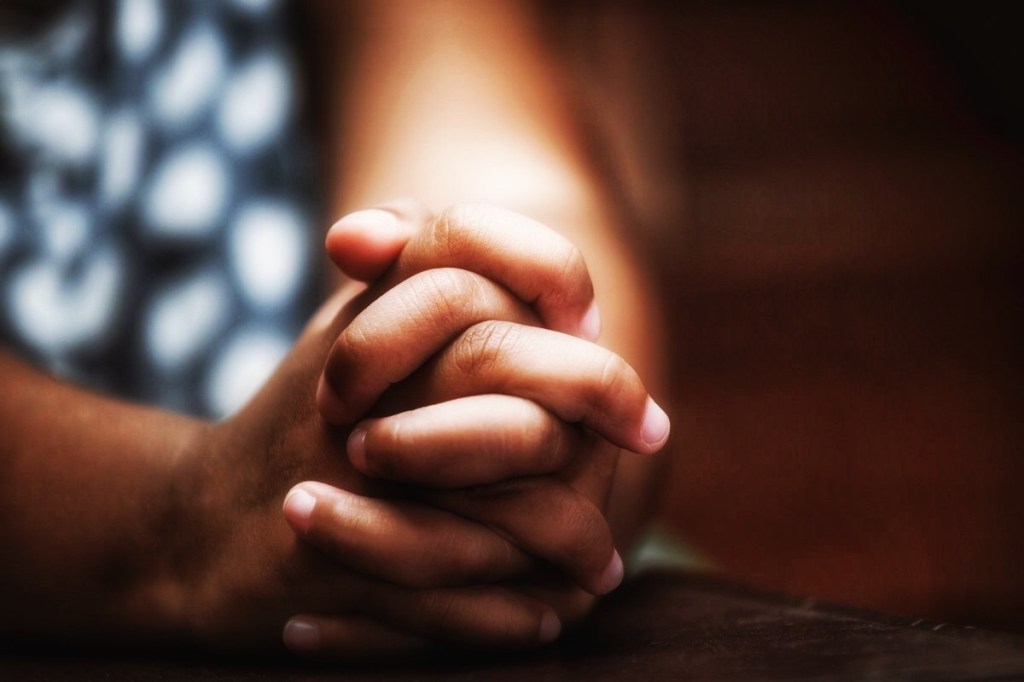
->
[{"left": 174, "top": 202, "right": 669, "bottom": 661}]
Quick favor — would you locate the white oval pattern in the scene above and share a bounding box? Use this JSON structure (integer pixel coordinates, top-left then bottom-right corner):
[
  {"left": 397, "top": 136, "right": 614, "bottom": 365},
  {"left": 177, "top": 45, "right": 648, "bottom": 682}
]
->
[{"left": 0, "top": 1, "right": 318, "bottom": 417}]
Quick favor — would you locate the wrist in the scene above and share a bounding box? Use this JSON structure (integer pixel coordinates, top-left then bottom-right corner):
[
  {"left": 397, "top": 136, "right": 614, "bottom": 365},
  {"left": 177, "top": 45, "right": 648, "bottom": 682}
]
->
[{"left": 109, "top": 417, "right": 218, "bottom": 649}]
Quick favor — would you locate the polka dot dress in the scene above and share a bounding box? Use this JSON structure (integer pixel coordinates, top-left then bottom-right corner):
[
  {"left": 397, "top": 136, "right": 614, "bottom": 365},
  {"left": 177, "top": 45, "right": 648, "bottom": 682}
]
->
[{"left": 0, "top": 0, "right": 322, "bottom": 418}]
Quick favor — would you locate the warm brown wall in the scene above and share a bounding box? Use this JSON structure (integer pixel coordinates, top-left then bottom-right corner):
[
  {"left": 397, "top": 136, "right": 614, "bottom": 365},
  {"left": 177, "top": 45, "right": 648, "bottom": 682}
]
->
[{"left": 569, "top": 2, "right": 1024, "bottom": 630}]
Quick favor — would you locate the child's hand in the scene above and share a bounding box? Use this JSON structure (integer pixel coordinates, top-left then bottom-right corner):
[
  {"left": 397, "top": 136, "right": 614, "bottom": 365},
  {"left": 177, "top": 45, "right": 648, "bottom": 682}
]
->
[
  {"left": 318, "top": 201, "right": 665, "bottom": 454},
  {"left": 277, "top": 202, "right": 669, "bottom": 656},
  {"left": 174, "top": 288, "right": 564, "bottom": 660},
  {"left": 294, "top": 286, "right": 656, "bottom": 585},
  {"left": 321, "top": 200, "right": 601, "bottom": 341},
  {"left": 174, "top": 203, "right": 644, "bottom": 661}
]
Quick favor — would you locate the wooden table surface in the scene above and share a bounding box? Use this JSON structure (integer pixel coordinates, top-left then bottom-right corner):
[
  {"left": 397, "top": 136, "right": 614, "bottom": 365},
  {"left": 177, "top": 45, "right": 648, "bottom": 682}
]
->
[{"left": 3, "top": 571, "right": 1023, "bottom": 681}]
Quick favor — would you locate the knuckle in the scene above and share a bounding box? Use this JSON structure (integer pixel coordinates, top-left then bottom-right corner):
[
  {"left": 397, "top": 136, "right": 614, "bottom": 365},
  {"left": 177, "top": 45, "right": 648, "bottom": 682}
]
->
[
  {"left": 551, "top": 493, "right": 610, "bottom": 570},
  {"left": 595, "top": 352, "right": 633, "bottom": 402},
  {"left": 452, "top": 320, "right": 519, "bottom": 378},
  {"left": 591, "top": 352, "right": 646, "bottom": 430},
  {"left": 492, "top": 398, "right": 551, "bottom": 465},
  {"left": 416, "top": 268, "right": 480, "bottom": 328},
  {"left": 432, "top": 203, "right": 485, "bottom": 258},
  {"left": 413, "top": 266, "right": 457, "bottom": 301},
  {"left": 533, "top": 411, "right": 568, "bottom": 466},
  {"left": 331, "top": 323, "right": 373, "bottom": 379},
  {"left": 556, "top": 242, "right": 589, "bottom": 292},
  {"left": 430, "top": 207, "right": 456, "bottom": 255}
]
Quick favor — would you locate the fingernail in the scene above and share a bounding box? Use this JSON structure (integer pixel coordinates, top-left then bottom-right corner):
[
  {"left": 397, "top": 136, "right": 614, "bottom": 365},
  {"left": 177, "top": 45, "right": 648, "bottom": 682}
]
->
[
  {"left": 316, "top": 375, "right": 348, "bottom": 424},
  {"left": 283, "top": 618, "right": 320, "bottom": 653},
  {"left": 539, "top": 610, "right": 562, "bottom": 644},
  {"left": 347, "top": 425, "right": 368, "bottom": 472},
  {"left": 578, "top": 300, "right": 602, "bottom": 341},
  {"left": 283, "top": 488, "right": 316, "bottom": 534},
  {"left": 640, "top": 397, "right": 670, "bottom": 450},
  {"left": 331, "top": 208, "right": 399, "bottom": 239},
  {"left": 596, "top": 550, "right": 624, "bottom": 595}
]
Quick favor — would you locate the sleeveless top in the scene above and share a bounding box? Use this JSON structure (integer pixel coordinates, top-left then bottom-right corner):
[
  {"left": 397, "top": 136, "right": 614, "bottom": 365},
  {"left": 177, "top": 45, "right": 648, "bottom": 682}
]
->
[{"left": 0, "top": 0, "right": 322, "bottom": 418}]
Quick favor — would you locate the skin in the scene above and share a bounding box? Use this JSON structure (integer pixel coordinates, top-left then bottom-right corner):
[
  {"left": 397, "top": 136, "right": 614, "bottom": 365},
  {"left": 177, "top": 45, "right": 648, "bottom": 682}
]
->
[
  {"left": 297, "top": 4, "right": 672, "bottom": 653},
  {"left": 284, "top": 204, "right": 669, "bottom": 657},
  {"left": 0, "top": 207, "right": 667, "bottom": 660},
  {"left": 0, "top": 0, "right": 670, "bottom": 662},
  {"left": 310, "top": 0, "right": 668, "bottom": 556}
]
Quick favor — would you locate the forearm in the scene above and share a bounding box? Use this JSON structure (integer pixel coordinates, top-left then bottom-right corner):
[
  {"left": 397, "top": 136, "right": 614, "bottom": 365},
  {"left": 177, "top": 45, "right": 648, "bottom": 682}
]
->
[
  {"left": 0, "top": 352, "right": 204, "bottom": 644},
  {"left": 309, "top": 0, "right": 667, "bottom": 552}
]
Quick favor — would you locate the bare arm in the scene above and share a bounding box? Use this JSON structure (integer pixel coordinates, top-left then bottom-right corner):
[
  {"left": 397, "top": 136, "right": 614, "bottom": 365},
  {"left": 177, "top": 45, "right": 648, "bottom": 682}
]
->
[
  {"left": 0, "top": 299, "right": 573, "bottom": 654},
  {"left": 0, "top": 208, "right": 663, "bottom": 655},
  {"left": 0, "top": 0, "right": 668, "bottom": 655},
  {"left": 309, "top": 0, "right": 668, "bottom": 551},
  {"left": 0, "top": 352, "right": 201, "bottom": 645}
]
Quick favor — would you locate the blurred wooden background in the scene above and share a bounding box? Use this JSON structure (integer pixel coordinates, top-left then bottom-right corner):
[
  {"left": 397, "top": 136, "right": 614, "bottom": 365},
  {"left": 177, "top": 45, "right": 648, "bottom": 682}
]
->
[{"left": 564, "top": 2, "right": 1023, "bottom": 630}]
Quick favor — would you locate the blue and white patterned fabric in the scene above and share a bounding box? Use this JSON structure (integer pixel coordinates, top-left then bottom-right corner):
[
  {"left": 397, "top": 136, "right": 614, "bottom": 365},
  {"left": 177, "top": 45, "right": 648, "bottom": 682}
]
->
[{"left": 0, "top": 0, "right": 322, "bottom": 418}]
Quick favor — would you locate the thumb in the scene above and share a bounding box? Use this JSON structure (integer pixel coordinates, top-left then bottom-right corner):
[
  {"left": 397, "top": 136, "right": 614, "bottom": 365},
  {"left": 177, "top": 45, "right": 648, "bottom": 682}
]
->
[{"left": 325, "top": 201, "right": 427, "bottom": 282}]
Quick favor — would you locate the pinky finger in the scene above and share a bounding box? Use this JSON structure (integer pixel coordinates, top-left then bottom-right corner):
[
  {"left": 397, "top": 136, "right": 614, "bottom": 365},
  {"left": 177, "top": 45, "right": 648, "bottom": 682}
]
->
[{"left": 283, "top": 614, "right": 433, "bottom": 663}]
